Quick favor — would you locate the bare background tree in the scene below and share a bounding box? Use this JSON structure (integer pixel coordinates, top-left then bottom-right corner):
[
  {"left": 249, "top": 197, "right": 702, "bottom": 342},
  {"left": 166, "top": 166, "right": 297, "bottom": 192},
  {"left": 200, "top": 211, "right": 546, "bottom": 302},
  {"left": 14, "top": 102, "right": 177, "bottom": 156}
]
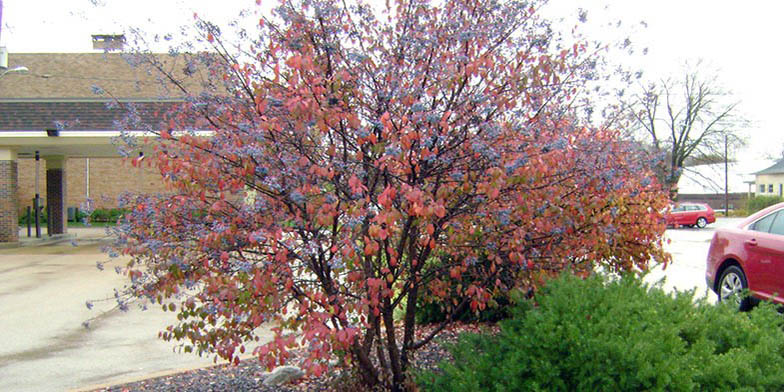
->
[{"left": 626, "top": 62, "right": 746, "bottom": 198}]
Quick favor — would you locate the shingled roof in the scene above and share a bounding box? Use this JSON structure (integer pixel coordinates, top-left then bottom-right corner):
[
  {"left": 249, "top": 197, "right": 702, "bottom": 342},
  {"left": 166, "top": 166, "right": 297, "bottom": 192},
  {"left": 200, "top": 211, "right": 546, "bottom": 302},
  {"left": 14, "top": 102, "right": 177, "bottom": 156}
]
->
[
  {"left": 0, "top": 53, "right": 217, "bottom": 132},
  {"left": 0, "top": 53, "right": 205, "bottom": 99},
  {"left": 755, "top": 159, "right": 784, "bottom": 175},
  {"left": 0, "top": 99, "right": 178, "bottom": 131}
]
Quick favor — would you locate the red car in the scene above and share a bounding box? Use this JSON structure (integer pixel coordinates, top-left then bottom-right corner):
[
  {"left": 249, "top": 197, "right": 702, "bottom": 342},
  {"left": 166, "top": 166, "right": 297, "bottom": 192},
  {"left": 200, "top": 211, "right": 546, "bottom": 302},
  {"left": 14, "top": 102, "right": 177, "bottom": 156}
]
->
[
  {"left": 665, "top": 203, "right": 716, "bottom": 228},
  {"left": 706, "top": 202, "right": 784, "bottom": 310}
]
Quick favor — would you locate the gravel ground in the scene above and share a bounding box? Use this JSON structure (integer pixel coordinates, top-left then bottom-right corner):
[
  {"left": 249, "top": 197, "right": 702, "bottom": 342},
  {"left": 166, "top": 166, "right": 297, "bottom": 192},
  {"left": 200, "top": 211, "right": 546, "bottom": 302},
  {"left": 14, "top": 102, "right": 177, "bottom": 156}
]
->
[{"left": 90, "top": 323, "right": 499, "bottom": 392}]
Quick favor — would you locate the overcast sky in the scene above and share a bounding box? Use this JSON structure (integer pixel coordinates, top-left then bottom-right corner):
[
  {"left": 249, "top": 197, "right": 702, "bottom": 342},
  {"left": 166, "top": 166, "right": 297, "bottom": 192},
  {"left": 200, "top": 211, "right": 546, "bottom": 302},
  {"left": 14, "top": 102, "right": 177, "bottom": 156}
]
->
[{"left": 1, "top": 0, "right": 782, "bottom": 161}]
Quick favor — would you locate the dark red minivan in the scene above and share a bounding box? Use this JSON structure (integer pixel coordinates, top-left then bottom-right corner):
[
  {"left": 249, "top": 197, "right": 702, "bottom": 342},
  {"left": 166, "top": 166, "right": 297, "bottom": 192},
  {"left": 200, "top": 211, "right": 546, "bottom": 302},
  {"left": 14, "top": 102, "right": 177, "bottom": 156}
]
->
[{"left": 706, "top": 202, "right": 784, "bottom": 310}]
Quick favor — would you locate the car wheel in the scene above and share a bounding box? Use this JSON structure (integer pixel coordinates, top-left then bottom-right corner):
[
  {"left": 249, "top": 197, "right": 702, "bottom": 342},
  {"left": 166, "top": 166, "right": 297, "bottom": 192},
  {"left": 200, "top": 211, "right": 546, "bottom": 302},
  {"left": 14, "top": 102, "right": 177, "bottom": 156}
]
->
[
  {"left": 696, "top": 217, "right": 708, "bottom": 228},
  {"left": 718, "top": 265, "right": 755, "bottom": 311}
]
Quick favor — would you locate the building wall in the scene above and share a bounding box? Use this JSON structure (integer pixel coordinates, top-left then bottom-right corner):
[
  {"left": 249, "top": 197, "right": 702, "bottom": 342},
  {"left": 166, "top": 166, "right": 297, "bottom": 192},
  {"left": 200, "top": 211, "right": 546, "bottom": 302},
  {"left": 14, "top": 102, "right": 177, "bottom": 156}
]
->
[
  {"left": 0, "top": 160, "right": 19, "bottom": 241},
  {"left": 17, "top": 157, "right": 166, "bottom": 213},
  {"left": 755, "top": 174, "right": 784, "bottom": 197}
]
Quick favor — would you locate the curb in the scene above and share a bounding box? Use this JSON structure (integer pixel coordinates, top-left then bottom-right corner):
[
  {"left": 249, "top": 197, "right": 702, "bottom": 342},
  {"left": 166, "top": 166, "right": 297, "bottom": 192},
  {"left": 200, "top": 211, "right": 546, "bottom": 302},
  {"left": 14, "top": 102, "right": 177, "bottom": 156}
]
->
[{"left": 2, "top": 233, "right": 77, "bottom": 248}]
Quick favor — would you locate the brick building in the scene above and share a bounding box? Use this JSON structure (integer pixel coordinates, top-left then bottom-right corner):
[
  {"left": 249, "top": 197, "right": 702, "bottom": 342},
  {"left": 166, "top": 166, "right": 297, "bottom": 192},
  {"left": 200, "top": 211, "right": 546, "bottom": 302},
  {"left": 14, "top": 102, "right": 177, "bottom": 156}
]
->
[{"left": 0, "top": 50, "right": 201, "bottom": 243}]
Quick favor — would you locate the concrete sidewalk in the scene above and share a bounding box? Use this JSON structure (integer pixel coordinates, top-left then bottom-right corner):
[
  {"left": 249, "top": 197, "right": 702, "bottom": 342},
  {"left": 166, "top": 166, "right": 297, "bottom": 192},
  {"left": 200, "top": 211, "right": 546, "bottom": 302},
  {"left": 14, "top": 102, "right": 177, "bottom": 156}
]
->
[
  {"left": 6, "top": 226, "right": 112, "bottom": 248},
  {"left": 0, "top": 234, "right": 273, "bottom": 392}
]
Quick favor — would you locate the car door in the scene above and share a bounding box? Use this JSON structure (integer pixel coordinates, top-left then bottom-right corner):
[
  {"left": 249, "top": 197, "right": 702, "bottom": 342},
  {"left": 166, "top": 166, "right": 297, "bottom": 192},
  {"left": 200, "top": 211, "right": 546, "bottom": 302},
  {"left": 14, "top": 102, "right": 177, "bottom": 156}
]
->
[
  {"left": 678, "top": 205, "right": 699, "bottom": 226},
  {"left": 684, "top": 205, "right": 700, "bottom": 225},
  {"left": 744, "top": 211, "right": 784, "bottom": 299},
  {"left": 760, "top": 211, "right": 784, "bottom": 301},
  {"left": 670, "top": 205, "right": 689, "bottom": 226}
]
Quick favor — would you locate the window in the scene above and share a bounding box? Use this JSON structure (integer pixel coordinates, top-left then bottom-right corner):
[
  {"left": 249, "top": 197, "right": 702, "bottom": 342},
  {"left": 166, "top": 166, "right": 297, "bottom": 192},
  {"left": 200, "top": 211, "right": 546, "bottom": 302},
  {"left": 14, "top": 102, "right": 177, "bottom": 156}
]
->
[
  {"left": 770, "top": 211, "right": 784, "bottom": 236},
  {"left": 760, "top": 184, "right": 766, "bottom": 193},
  {"left": 769, "top": 184, "right": 774, "bottom": 193},
  {"left": 751, "top": 211, "right": 778, "bottom": 233}
]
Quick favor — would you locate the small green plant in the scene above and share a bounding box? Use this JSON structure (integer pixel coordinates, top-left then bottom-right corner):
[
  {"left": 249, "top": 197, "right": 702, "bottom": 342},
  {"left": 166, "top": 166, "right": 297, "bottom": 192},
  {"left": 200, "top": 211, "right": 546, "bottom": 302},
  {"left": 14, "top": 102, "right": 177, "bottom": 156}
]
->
[
  {"left": 747, "top": 195, "right": 783, "bottom": 215},
  {"left": 18, "top": 208, "right": 47, "bottom": 224},
  {"left": 417, "top": 273, "right": 784, "bottom": 391}
]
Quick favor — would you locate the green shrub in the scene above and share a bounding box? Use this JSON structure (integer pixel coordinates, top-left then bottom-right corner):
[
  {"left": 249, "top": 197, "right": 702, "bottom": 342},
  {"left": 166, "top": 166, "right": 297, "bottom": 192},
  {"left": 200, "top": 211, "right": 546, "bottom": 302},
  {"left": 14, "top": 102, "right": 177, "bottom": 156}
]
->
[
  {"left": 416, "top": 294, "right": 513, "bottom": 324},
  {"left": 726, "top": 209, "right": 748, "bottom": 218},
  {"left": 416, "top": 273, "right": 784, "bottom": 392},
  {"left": 747, "top": 195, "right": 783, "bottom": 215},
  {"left": 89, "top": 208, "right": 128, "bottom": 222},
  {"left": 17, "top": 207, "right": 127, "bottom": 224},
  {"left": 90, "top": 208, "right": 110, "bottom": 222},
  {"left": 75, "top": 210, "right": 89, "bottom": 222},
  {"left": 18, "top": 208, "right": 47, "bottom": 224},
  {"left": 415, "top": 254, "right": 519, "bottom": 324}
]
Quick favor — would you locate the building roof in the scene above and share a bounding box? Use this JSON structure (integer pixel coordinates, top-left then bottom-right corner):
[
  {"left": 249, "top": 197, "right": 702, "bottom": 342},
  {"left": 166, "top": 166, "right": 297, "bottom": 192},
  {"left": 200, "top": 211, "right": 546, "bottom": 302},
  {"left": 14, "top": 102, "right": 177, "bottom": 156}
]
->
[
  {"left": 678, "top": 159, "right": 774, "bottom": 194},
  {"left": 0, "top": 52, "right": 219, "bottom": 132},
  {"left": 0, "top": 53, "right": 206, "bottom": 99},
  {"left": 0, "top": 99, "right": 177, "bottom": 131},
  {"left": 0, "top": 53, "right": 215, "bottom": 158},
  {"left": 754, "top": 159, "right": 784, "bottom": 175}
]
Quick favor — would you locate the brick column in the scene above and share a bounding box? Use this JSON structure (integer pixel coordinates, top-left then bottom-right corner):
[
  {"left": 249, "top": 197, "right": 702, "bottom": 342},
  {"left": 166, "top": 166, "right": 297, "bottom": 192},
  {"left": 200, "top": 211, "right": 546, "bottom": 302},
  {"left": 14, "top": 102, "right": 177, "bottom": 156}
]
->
[
  {"left": 45, "top": 156, "right": 67, "bottom": 235},
  {"left": 0, "top": 149, "right": 19, "bottom": 243}
]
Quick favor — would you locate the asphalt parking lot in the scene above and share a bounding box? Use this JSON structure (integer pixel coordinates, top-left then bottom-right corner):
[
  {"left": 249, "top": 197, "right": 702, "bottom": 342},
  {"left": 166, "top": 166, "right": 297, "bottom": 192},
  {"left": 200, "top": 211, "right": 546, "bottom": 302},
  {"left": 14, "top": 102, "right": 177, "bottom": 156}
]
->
[
  {"left": 0, "top": 219, "right": 741, "bottom": 392},
  {"left": 646, "top": 217, "right": 745, "bottom": 302},
  {"left": 0, "top": 230, "right": 273, "bottom": 392}
]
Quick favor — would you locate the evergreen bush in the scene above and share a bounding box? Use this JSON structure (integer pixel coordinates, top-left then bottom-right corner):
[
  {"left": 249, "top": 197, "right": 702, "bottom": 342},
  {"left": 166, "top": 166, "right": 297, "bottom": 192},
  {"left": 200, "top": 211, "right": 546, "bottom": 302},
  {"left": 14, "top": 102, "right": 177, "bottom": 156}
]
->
[{"left": 417, "top": 273, "right": 784, "bottom": 391}]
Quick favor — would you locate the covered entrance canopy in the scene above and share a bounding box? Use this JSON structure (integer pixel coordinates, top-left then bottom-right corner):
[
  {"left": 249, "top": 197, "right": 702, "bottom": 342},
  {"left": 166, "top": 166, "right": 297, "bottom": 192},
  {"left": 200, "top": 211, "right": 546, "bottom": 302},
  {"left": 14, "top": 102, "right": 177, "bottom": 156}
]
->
[
  {"left": 0, "top": 52, "right": 210, "bottom": 244},
  {"left": 0, "top": 131, "right": 155, "bottom": 243},
  {"left": 1, "top": 130, "right": 153, "bottom": 158}
]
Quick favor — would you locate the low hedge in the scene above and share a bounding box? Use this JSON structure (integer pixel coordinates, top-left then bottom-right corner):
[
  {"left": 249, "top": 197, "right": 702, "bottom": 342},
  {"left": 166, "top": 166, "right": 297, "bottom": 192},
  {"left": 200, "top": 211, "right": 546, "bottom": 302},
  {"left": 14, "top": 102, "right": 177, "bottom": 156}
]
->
[
  {"left": 88, "top": 208, "right": 127, "bottom": 223},
  {"left": 18, "top": 207, "right": 127, "bottom": 225},
  {"left": 417, "top": 273, "right": 784, "bottom": 391},
  {"left": 747, "top": 195, "right": 784, "bottom": 215}
]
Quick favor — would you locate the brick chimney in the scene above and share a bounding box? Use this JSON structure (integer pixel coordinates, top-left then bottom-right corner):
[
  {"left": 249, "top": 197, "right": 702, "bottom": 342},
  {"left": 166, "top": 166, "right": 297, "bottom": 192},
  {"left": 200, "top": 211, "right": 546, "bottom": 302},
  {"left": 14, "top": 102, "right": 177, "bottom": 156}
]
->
[{"left": 92, "top": 34, "right": 126, "bottom": 51}]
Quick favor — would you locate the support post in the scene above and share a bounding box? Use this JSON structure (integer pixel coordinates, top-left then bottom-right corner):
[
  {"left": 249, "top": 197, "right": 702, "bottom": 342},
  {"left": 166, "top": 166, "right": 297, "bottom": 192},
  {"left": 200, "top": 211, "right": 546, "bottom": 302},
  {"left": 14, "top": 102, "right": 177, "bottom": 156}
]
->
[
  {"left": 33, "top": 197, "right": 40, "bottom": 238},
  {"left": 45, "top": 155, "right": 67, "bottom": 235},
  {"left": 46, "top": 203, "right": 51, "bottom": 236},
  {"left": 35, "top": 151, "right": 40, "bottom": 238}
]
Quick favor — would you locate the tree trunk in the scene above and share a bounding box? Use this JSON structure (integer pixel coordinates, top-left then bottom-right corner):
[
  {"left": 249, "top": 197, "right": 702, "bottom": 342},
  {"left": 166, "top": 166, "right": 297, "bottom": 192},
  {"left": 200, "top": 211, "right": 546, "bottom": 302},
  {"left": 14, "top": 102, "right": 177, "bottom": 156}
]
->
[
  {"left": 382, "top": 304, "right": 404, "bottom": 391},
  {"left": 352, "top": 342, "right": 380, "bottom": 388}
]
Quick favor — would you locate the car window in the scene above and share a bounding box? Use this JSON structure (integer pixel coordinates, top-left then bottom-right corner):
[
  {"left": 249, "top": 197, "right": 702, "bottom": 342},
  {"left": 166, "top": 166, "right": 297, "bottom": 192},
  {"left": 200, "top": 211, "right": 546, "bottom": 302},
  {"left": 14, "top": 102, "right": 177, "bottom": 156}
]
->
[
  {"left": 769, "top": 212, "right": 784, "bottom": 236},
  {"left": 750, "top": 212, "right": 779, "bottom": 233}
]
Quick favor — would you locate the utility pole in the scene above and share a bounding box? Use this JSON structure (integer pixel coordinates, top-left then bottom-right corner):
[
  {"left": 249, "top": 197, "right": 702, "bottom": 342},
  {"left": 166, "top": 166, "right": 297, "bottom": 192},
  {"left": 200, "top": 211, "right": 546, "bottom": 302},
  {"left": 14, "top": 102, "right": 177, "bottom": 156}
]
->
[{"left": 724, "top": 133, "right": 729, "bottom": 217}]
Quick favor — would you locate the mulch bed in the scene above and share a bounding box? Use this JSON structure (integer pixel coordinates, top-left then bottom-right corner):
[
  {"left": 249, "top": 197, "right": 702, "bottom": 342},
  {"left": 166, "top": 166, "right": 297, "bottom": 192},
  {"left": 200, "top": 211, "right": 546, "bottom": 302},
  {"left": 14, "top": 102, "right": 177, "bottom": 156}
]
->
[{"left": 91, "top": 323, "right": 499, "bottom": 392}]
